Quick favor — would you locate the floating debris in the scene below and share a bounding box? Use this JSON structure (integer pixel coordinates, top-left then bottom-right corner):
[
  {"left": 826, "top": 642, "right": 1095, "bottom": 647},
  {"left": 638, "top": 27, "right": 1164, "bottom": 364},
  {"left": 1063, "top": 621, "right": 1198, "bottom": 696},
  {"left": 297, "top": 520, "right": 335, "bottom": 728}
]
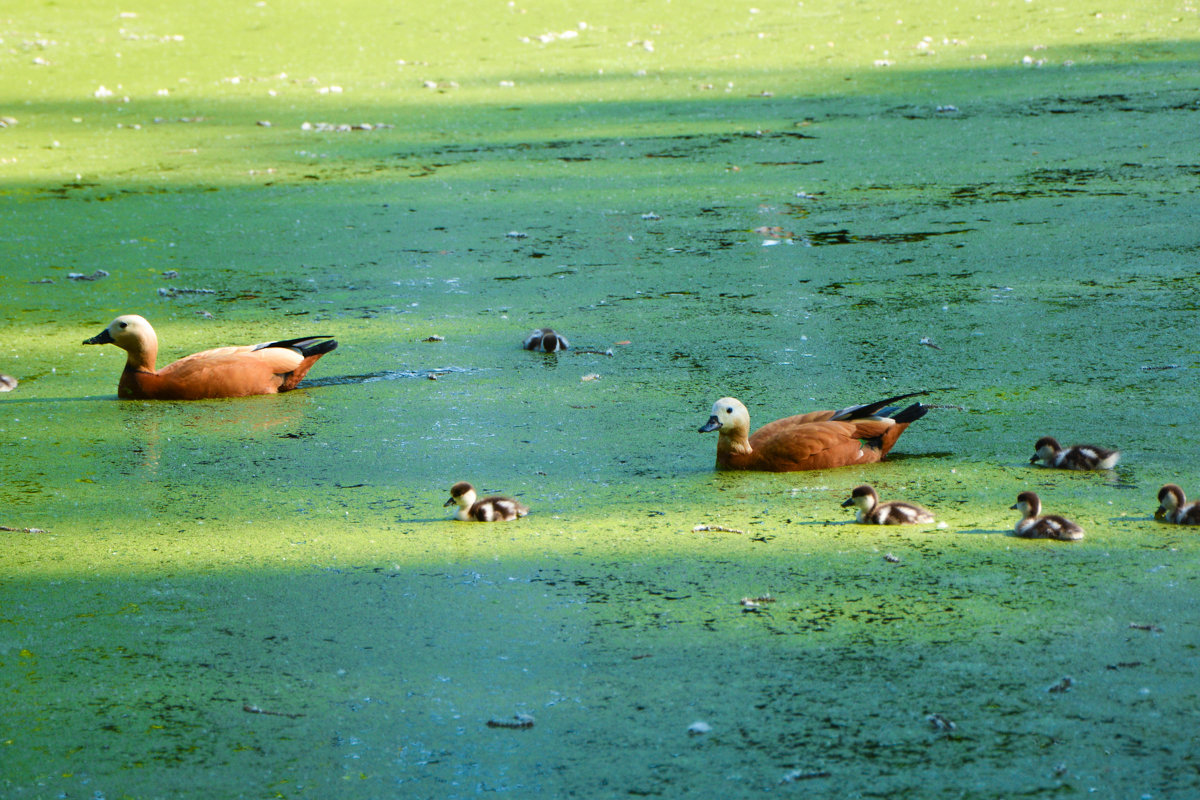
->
[
  {"left": 256, "top": 120, "right": 272, "bottom": 127},
  {"left": 780, "top": 769, "right": 832, "bottom": 783},
  {"left": 243, "top": 703, "right": 304, "bottom": 719},
  {"left": 158, "top": 287, "right": 216, "bottom": 297},
  {"left": 0, "top": 525, "right": 46, "bottom": 533},
  {"left": 1047, "top": 676, "right": 1075, "bottom": 694},
  {"left": 936, "top": 104, "right": 959, "bottom": 113},
  {"left": 421, "top": 335, "right": 445, "bottom": 342},
  {"left": 692, "top": 524, "right": 746, "bottom": 534},
  {"left": 919, "top": 336, "right": 942, "bottom": 350},
  {"left": 161, "top": 269, "right": 179, "bottom": 279},
  {"left": 300, "top": 121, "right": 394, "bottom": 133},
  {"left": 28, "top": 278, "right": 54, "bottom": 284},
  {"left": 580, "top": 373, "right": 600, "bottom": 382},
  {"left": 740, "top": 594, "right": 775, "bottom": 608},
  {"left": 0, "top": 116, "right": 17, "bottom": 128},
  {"left": 0, "top": 374, "right": 17, "bottom": 392},
  {"left": 883, "top": 553, "right": 901, "bottom": 563},
  {"left": 67, "top": 270, "right": 109, "bottom": 281},
  {"left": 1141, "top": 364, "right": 1180, "bottom": 371},
  {"left": 1129, "top": 622, "right": 1163, "bottom": 632},
  {"left": 927, "top": 713, "right": 957, "bottom": 731},
  {"left": 505, "top": 231, "right": 528, "bottom": 239},
  {"left": 641, "top": 212, "right": 662, "bottom": 220},
  {"left": 686, "top": 721, "right": 711, "bottom": 736},
  {"left": 487, "top": 713, "right": 534, "bottom": 729}
]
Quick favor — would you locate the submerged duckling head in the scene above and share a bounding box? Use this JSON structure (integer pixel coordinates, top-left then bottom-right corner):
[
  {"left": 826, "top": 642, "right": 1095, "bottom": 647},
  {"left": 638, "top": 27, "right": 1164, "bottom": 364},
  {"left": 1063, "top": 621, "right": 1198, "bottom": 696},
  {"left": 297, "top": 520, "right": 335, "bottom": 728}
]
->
[
  {"left": 699, "top": 397, "right": 750, "bottom": 435},
  {"left": 1011, "top": 491, "right": 1042, "bottom": 518},
  {"left": 841, "top": 485, "right": 880, "bottom": 512},
  {"left": 523, "top": 328, "right": 569, "bottom": 352}
]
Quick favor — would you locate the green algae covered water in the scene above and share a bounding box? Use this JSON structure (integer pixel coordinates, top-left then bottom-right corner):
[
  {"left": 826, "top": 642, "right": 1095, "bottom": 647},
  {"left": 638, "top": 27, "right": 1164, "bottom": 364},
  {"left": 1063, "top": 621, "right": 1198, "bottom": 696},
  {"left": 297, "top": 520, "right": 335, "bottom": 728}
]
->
[{"left": 2, "top": 1, "right": 1199, "bottom": 797}]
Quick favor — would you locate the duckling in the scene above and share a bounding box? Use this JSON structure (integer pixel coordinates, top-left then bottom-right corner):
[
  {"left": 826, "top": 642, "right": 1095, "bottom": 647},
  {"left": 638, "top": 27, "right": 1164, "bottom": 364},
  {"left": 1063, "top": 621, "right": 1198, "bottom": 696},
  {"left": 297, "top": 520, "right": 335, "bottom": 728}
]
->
[
  {"left": 444, "top": 481, "right": 529, "bottom": 522},
  {"left": 523, "top": 328, "right": 569, "bottom": 352},
  {"left": 699, "top": 391, "right": 929, "bottom": 472},
  {"left": 1030, "top": 436, "right": 1119, "bottom": 470},
  {"left": 83, "top": 314, "right": 336, "bottom": 400},
  {"left": 1155, "top": 484, "right": 1200, "bottom": 525},
  {"left": 1010, "top": 491, "right": 1084, "bottom": 541},
  {"left": 841, "top": 485, "right": 934, "bottom": 525}
]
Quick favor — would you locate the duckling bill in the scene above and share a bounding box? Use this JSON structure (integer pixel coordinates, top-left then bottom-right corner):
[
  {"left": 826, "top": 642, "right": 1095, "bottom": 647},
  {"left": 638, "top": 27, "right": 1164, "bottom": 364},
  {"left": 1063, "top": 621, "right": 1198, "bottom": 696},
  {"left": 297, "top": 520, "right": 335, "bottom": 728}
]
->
[
  {"left": 841, "top": 485, "right": 934, "bottom": 525},
  {"left": 83, "top": 314, "right": 336, "bottom": 400},
  {"left": 445, "top": 481, "right": 529, "bottom": 522},
  {"left": 1030, "top": 437, "right": 1119, "bottom": 470},
  {"left": 700, "top": 391, "right": 930, "bottom": 471}
]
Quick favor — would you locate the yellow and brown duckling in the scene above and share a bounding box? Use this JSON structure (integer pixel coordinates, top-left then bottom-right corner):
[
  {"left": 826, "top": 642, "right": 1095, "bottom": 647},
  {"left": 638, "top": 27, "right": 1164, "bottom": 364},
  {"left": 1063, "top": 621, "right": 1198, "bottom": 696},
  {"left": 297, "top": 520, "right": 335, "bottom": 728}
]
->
[
  {"left": 1030, "top": 436, "right": 1119, "bottom": 470},
  {"left": 523, "top": 328, "right": 569, "bottom": 352},
  {"left": 1155, "top": 484, "right": 1200, "bottom": 525},
  {"left": 444, "top": 481, "right": 529, "bottom": 522},
  {"left": 1010, "top": 491, "right": 1084, "bottom": 541},
  {"left": 699, "top": 391, "right": 930, "bottom": 472},
  {"left": 841, "top": 485, "right": 934, "bottom": 525}
]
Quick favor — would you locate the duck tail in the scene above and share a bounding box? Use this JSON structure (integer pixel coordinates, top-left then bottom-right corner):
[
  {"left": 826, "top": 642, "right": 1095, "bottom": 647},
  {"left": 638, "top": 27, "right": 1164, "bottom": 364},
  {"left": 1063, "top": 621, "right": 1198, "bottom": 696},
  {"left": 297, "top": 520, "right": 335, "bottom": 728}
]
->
[
  {"left": 832, "top": 390, "right": 929, "bottom": 421},
  {"left": 888, "top": 401, "right": 929, "bottom": 424},
  {"left": 259, "top": 336, "right": 339, "bottom": 357}
]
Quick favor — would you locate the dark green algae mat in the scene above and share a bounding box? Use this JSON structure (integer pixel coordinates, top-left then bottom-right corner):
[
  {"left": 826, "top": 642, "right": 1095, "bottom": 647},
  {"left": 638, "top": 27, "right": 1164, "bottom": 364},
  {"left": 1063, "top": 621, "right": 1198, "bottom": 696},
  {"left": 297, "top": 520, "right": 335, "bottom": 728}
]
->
[{"left": 2, "top": 1, "right": 1200, "bottom": 797}]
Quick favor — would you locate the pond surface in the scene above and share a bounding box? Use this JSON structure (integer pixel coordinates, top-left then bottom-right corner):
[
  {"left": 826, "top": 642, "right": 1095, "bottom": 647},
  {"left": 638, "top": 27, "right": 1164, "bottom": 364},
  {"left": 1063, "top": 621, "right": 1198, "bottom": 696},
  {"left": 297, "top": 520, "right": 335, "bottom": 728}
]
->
[{"left": 2, "top": 1, "right": 1199, "bottom": 797}]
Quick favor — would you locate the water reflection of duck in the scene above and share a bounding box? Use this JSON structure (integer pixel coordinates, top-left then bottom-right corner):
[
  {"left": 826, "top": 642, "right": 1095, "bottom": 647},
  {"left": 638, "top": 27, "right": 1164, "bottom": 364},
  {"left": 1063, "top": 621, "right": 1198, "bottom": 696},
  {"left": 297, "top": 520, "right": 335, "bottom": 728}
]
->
[
  {"left": 444, "top": 482, "right": 529, "bottom": 522},
  {"left": 1030, "top": 436, "right": 1119, "bottom": 470},
  {"left": 83, "top": 314, "right": 337, "bottom": 400},
  {"left": 698, "top": 392, "right": 929, "bottom": 471},
  {"left": 1010, "top": 492, "right": 1084, "bottom": 541},
  {"left": 1156, "top": 484, "right": 1200, "bottom": 525},
  {"left": 523, "top": 328, "right": 569, "bottom": 352},
  {"left": 841, "top": 484, "right": 934, "bottom": 524}
]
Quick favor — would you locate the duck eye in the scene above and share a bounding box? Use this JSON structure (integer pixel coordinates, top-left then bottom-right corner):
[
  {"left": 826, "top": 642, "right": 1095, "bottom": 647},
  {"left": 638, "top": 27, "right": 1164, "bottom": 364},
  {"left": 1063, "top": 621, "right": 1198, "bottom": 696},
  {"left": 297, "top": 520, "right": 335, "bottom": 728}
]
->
[
  {"left": 725, "top": 406, "right": 733, "bottom": 414},
  {"left": 119, "top": 322, "right": 127, "bottom": 328}
]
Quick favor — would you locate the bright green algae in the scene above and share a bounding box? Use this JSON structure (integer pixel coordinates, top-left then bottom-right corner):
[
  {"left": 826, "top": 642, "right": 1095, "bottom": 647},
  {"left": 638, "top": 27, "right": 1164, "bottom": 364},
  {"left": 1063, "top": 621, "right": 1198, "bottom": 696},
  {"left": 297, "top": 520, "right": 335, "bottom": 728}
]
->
[{"left": 3, "top": 1, "right": 1200, "bottom": 798}]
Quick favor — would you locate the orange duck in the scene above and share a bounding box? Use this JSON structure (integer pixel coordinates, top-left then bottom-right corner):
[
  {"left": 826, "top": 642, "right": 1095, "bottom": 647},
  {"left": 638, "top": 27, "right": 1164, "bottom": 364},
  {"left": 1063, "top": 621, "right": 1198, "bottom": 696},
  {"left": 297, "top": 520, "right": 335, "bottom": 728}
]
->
[
  {"left": 83, "top": 314, "right": 337, "bottom": 400},
  {"left": 699, "top": 391, "right": 930, "bottom": 471}
]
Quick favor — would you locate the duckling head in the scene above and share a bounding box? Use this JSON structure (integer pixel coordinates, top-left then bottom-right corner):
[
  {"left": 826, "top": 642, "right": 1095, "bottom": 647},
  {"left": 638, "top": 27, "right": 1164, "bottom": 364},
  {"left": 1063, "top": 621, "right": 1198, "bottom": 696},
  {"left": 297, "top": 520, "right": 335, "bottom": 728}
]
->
[
  {"left": 841, "top": 485, "right": 879, "bottom": 511},
  {"left": 444, "top": 481, "right": 477, "bottom": 509},
  {"left": 1011, "top": 491, "right": 1042, "bottom": 518},
  {"left": 1157, "top": 483, "right": 1184, "bottom": 518},
  {"left": 699, "top": 397, "right": 750, "bottom": 435},
  {"left": 1031, "top": 436, "right": 1061, "bottom": 464}
]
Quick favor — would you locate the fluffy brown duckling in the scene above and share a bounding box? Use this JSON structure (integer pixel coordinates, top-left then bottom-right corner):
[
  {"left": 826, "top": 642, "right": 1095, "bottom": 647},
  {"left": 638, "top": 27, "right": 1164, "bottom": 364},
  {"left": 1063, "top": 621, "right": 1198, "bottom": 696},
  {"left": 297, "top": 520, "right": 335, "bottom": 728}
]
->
[
  {"left": 1155, "top": 484, "right": 1200, "bottom": 525},
  {"left": 841, "top": 485, "right": 934, "bottom": 525},
  {"left": 444, "top": 481, "right": 529, "bottom": 522},
  {"left": 699, "top": 391, "right": 929, "bottom": 472},
  {"left": 83, "top": 314, "right": 336, "bottom": 400},
  {"left": 523, "top": 328, "right": 569, "bottom": 352},
  {"left": 1010, "top": 491, "right": 1084, "bottom": 541},
  {"left": 1030, "top": 436, "right": 1119, "bottom": 470}
]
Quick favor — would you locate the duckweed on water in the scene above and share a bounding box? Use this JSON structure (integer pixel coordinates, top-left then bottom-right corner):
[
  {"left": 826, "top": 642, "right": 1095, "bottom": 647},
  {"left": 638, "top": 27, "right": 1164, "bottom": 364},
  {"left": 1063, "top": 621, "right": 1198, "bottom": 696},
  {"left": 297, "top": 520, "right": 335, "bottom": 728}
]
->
[{"left": 2, "top": 0, "right": 1199, "bottom": 797}]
